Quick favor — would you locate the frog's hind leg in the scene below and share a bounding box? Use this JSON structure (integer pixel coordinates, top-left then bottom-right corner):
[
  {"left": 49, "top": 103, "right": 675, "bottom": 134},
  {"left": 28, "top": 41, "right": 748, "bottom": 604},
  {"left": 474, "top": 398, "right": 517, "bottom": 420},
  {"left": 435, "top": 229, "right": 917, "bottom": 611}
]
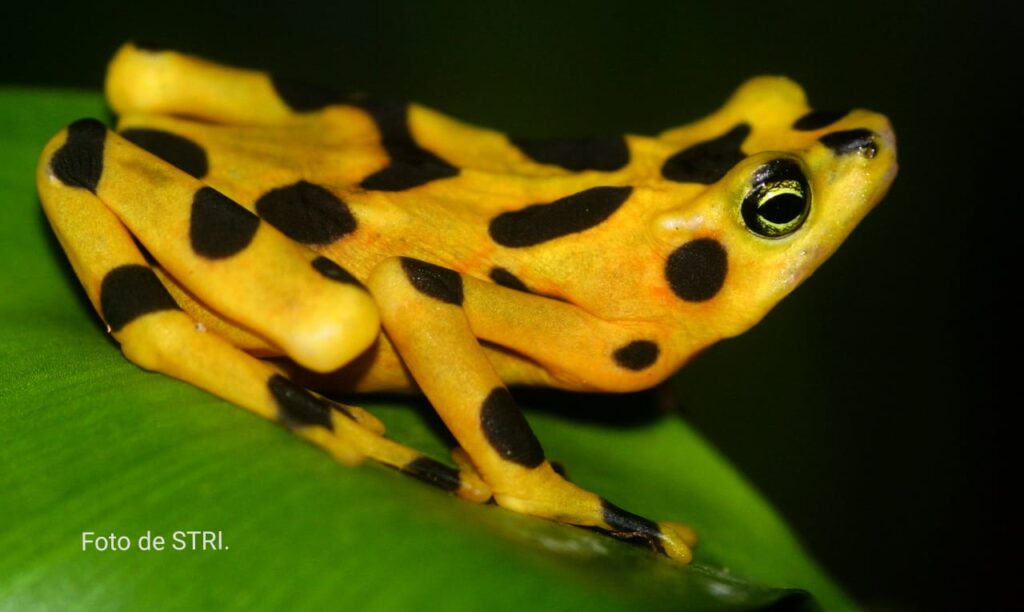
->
[
  {"left": 36, "top": 119, "right": 489, "bottom": 502},
  {"left": 40, "top": 118, "right": 378, "bottom": 374}
]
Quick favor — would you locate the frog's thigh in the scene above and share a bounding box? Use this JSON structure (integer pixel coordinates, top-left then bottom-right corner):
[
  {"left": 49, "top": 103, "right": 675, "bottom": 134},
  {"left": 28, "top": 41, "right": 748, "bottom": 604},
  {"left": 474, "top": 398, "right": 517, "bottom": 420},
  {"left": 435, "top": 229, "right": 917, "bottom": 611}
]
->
[
  {"left": 35, "top": 135, "right": 488, "bottom": 501},
  {"left": 367, "top": 257, "right": 693, "bottom": 562}
]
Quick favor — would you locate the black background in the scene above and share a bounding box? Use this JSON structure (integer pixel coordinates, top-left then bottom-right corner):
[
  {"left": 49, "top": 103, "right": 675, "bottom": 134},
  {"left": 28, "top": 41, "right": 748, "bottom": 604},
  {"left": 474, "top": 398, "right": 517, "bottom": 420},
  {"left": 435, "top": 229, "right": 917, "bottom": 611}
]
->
[{"left": 2, "top": 1, "right": 1004, "bottom": 609}]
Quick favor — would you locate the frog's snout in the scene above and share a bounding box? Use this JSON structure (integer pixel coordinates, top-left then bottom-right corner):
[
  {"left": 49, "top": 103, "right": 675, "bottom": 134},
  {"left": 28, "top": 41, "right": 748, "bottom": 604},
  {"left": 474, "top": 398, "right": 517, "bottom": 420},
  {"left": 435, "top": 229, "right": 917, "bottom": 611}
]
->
[
  {"left": 865, "top": 115, "right": 899, "bottom": 194},
  {"left": 827, "top": 112, "right": 898, "bottom": 199}
]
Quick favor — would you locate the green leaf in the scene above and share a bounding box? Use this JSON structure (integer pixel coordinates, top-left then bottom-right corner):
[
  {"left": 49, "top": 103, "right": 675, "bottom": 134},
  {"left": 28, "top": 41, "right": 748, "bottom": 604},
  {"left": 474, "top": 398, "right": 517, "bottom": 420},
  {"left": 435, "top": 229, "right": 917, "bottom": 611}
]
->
[{"left": 0, "top": 88, "right": 853, "bottom": 611}]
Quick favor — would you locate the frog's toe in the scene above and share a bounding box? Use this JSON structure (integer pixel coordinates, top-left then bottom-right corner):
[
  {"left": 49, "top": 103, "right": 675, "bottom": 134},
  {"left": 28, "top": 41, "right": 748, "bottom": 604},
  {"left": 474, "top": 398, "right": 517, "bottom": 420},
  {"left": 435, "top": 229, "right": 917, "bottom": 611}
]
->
[
  {"left": 652, "top": 522, "right": 694, "bottom": 563},
  {"left": 601, "top": 500, "right": 694, "bottom": 563},
  {"left": 663, "top": 520, "right": 698, "bottom": 548}
]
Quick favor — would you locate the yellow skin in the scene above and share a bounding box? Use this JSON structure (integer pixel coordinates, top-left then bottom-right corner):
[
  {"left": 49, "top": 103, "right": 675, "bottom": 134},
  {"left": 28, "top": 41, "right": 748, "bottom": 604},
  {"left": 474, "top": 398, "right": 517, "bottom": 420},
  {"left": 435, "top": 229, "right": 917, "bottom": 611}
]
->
[{"left": 37, "top": 43, "right": 897, "bottom": 563}]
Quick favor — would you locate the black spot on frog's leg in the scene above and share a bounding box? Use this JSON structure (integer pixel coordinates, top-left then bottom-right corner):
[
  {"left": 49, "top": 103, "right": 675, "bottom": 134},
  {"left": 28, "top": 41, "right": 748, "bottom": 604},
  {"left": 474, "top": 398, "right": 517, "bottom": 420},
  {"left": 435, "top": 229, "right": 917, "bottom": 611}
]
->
[
  {"left": 312, "top": 256, "right": 364, "bottom": 288},
  {"left": 270, "top": 75, "right": 346, "bottom": 113},
  {"left": 489, "top": 186, "right": 633, "bottom": 248},
  {"left": 601, "top": 499, "right": 666, "bottom": 554},
  {"left": 489, "top": 267, "right": 531, "bottom": 293},
  {"left": 665, "top": 238, "right": 728, "bottom": 302},
  {"left": 820, "top": 129, "right": 878, "bottom": 158},
  {"left": 403, "top": 457, "right": 462, "bottom": 492},
  {"left": 480, "top": 388, "right": 545, "bottom": 468},
  {"left": 400, "top": 258, "right": 464, "bottom": 305},
  {"left": 792, "top": 109, "right": 850, "bottom": 131},
  {"left": 190, "top": 187, "right": 261, "bottom": 259},
  {"left": 120, "top": 129, "right": 209, "bottom": 179},
  {"left": 356, "top": 101, "right": 459, "bottom": 191},
  {"left": 99, "top": 264, "right": 181, "bottom": 332},
  {"left": 51, "top": 118, "right": 106, "bottom": 193},
  {"left": 662, "top": 123, "right": 750, "bottom": 184},
  {"left": 511, "top": 136, "right": 630, "bottom": 172},
  {"left": 612, "top": 340, "right": 660, "bottom": 371},
  {"left": 255, "top": 181, "right": 357, "bottom": 245},
  {"left": 267, "top": 374, "right": 342, "bottom": 430}
]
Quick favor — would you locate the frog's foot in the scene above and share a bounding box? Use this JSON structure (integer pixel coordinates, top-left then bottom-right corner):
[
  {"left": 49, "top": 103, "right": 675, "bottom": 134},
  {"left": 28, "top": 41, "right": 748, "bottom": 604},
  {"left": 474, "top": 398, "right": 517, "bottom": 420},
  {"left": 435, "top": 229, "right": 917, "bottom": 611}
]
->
[{"left": 488, "top": 464, "right": 694, "bottom": 562}]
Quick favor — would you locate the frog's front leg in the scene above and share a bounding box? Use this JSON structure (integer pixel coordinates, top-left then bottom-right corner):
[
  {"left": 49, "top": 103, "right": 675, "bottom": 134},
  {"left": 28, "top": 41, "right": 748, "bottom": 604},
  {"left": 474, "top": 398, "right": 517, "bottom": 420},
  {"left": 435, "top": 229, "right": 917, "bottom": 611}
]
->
[
  {"left": 368, "top": 258, "right": 695, "bottom": 562},
  {"left": 36, "top": 119, "right": 489, "bottom": 502}
]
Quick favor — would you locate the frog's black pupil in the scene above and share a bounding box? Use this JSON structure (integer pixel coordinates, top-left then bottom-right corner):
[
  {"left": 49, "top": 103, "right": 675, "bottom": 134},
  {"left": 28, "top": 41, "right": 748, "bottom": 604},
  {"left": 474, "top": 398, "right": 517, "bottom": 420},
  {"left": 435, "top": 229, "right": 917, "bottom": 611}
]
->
[{"left": 760, "top": 193, "right": 804, "bottom": 224}]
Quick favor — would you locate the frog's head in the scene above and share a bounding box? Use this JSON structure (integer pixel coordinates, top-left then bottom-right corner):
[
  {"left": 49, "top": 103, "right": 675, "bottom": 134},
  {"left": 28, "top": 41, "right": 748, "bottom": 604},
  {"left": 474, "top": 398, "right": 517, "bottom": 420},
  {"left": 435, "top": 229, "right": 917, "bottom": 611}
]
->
[{"left": 651, "top": 76, "right": 897, "bottom": 342}]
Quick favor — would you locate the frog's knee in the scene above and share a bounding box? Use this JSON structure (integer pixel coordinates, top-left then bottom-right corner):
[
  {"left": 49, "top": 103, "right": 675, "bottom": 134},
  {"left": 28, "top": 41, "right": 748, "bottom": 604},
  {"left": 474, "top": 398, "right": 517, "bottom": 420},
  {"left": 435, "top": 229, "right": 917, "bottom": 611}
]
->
[{"left": 280, "top": 280, "right": 381, "bottom": 373}]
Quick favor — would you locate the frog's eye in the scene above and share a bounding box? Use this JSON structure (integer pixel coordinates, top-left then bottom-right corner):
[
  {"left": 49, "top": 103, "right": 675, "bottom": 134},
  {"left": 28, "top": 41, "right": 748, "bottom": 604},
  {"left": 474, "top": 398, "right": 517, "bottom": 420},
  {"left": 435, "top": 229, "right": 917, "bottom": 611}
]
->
[{"left": 741, "top": 159, "right": 810, "bottom": 238}]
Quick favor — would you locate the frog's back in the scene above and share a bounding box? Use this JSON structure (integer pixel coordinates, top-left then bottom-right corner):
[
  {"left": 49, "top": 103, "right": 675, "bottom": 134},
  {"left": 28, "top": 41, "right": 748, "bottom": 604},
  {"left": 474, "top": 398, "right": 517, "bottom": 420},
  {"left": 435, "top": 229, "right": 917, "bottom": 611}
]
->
[{"left": 105, "top": 43, "right": 896, "bottom": 325}]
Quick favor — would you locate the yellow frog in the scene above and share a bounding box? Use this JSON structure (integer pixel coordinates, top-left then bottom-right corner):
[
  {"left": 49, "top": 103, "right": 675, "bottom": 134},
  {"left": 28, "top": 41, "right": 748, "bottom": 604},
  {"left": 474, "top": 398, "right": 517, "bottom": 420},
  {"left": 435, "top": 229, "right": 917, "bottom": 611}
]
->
[{"left": 36, "top": 43, "right": 896, "bottom": 563}]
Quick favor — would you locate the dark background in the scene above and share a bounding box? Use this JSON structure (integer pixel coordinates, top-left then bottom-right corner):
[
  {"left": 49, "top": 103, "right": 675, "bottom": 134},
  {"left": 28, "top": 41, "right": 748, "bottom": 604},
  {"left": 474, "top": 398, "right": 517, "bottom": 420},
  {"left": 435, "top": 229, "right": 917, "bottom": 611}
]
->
[{"left": 2, "top": 1, "right": 1003, "bottom": 609}]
